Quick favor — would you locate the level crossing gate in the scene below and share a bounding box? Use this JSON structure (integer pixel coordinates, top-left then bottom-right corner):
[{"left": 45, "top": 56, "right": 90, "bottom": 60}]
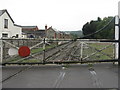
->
[
  {"left": 0, "top": 16, "right": 119, "bottom": 65},
  {"left": 0, "top": 39, "right": 118, "bottom": 65}
]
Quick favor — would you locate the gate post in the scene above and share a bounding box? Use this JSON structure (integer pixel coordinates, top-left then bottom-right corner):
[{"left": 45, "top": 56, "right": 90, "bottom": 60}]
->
[
  {"left": 115, "top": 16, "right": 119, "bottom": 64},
  {"left": 0, "top": 39, "right": 2, "bottom": 90},
  {"left": 118, "top": 2, "right": 120, "bottom": 65},
  {"left": 80, "top": 42, "right": 83, "bottom": 61},
  {"left": 43, "top": 38, "right": 46, "bottom": 64},
  {"left": 0, "top": 39, "right": 3, "bottom": 64}
]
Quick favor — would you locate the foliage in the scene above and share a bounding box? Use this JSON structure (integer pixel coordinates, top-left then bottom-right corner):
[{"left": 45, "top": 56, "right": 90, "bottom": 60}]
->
[{"left": 82, "top": 17, "right": 115, "bottom": 39}]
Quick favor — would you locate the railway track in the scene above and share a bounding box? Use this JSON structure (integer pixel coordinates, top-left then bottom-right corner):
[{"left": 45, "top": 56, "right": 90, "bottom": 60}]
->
[
  {"left": 45, "top": 41, "right": 82, "bottom": 62},
  {"left": 61, "top": 41, "right": 81, "bottom": 62}
]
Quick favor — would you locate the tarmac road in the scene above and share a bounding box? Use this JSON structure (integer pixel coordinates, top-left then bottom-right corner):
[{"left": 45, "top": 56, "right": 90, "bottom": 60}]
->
[{"left": 2, "top": 63, "right": 118, "bottom": 88}]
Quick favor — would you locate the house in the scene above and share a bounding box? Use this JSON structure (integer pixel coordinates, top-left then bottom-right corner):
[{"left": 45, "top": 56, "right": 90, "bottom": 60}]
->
[
  {"left": 22, "top": 24, "right": 72, "bottom": 39},
  {"left": 44, "top": 25, "right": 72, "bottom": 40},
  {"left": 0, "top": 9, "right": 22, "bottom": 38},
  {"left": 45, "top": 26, "right": 56, "bottom": 39},
  {"left": 64, "top": 33, "right": 72, "bottom": 39},
  {"left": 21, "top": 26, "right": 39, "bottom": 38}
]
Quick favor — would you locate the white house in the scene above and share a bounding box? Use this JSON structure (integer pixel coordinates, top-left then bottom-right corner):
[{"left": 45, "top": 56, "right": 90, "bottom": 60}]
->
[{"left": 0, "top": 9, "right": 22, "bottom": 38}]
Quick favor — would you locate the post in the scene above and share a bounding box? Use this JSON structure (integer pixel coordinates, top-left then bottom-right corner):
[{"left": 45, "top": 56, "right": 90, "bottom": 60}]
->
[
  {"left": 0, "top": 39, "right": 2, "bottom": 88},
  {"left": 0, "top": 39, "right": 3, "bottom": 64},
  {"left": 115, "top": 16, "right": 119, "bottom": 63},
  {"left": 118, "top": 2, "right": 120, "bottom": 65},
  {"left": 80, "top": 42, "right": 83, "bottom": 62},
  {"left": 0, "top": 38, "right": 1, "bottom": 89},
  {"left": 43, "top": 38, "right": 46, "bottom": 64}
]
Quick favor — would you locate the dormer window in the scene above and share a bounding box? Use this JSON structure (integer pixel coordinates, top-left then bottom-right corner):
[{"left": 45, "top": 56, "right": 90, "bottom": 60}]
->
[{"left": 4, "top": 19, "right": 8, "bottom": 28}]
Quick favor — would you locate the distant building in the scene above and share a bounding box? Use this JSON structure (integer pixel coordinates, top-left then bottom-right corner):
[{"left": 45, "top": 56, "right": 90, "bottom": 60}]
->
[
  {"left": 45, "top": 25, "right": 72, "bottom": 39},
  {"left": 64, "top": 33, "right": 71, "bottom": 39},
  {"left": 45, "top": 26, "right": 56, "bottom": 39},
  {"left": 35, "top": 29, "right": 46, "bottom": 38},
  {"left": 22, "top": 25, "right": 72, "bottom": 39},
  {"left": 21, "top": 26, "right": 39, "bottom": 38},
  {"left": 0, "top": 9, "right": 22, "bottom": 38}
]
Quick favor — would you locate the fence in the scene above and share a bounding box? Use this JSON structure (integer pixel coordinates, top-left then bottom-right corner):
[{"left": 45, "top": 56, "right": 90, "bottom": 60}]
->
[{"left": 0, "top": 38, "right": 117, "bottom": 65}]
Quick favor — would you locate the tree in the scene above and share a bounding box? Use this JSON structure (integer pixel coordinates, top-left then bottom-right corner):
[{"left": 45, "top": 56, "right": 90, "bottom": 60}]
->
[
  {"left": 82, "top": 16, "right": 114, "bottom": 39},
  {"left": 97, "top": 17, "right": 102, "bottom": 22}
]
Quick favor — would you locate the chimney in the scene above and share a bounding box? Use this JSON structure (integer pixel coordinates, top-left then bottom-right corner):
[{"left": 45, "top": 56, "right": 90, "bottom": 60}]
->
[{"left": 45, "top": 24, "right": 47, "bottom": 30}]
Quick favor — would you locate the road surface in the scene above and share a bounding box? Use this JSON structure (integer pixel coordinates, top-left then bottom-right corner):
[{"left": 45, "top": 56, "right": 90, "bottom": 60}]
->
[{"left": 1, "top": 63, "right": 118, "bottom": 89}]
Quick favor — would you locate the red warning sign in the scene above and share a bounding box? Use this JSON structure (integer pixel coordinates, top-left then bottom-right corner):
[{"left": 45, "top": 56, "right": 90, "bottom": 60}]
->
[{"left": 18, "top": 46, "right": 30, "bottom": 57}]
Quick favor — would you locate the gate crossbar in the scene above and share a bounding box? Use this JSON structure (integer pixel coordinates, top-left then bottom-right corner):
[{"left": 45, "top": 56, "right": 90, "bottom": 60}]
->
[{"left": 82, "top": 43, "right": 114, "bottom": 60}]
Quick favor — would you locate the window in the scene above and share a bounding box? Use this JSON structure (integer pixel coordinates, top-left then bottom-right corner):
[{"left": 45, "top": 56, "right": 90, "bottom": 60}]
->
[
  {"left": 4, "top": 19, "right": 8, "bottom": 28},
  {"left": 2, "top": 33, "right": 8, "bottom": 38}
]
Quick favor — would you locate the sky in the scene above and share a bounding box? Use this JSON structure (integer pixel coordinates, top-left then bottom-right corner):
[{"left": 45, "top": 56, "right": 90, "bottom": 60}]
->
[{"left": 0, "top": 0, "right": 120, "bottom": 31}]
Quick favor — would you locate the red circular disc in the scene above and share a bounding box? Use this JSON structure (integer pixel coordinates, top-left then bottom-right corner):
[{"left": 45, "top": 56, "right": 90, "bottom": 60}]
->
[{"left": 18, "top": 46, "right": 30, "bottom": 57}]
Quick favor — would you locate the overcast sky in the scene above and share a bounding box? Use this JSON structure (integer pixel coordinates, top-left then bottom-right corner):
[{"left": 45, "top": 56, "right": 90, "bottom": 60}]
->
[{"left": 0, "top": 0, "right": 119, "bottom": 31}]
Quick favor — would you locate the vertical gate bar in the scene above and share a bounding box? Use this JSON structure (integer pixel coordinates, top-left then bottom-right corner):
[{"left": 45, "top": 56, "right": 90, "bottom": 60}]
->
[
  {"left": 118, "top": 2, "right": 120, "bottom": 88},
  {"left": 118, "top": 19, "right": 120, "bottom": 66},
  {"left": 43, "top": 38, "right": 46, "bottom": 64},
  {"left": 3, "top": 41, "right": 5, "bottom": 62},
  {"left": 115, "top": 16, "right": 119, "bottom": 65},
  {"left": 18, "top": 40, "right": 19, "bottom": 47},
  {"left": 0, "top": 39, "right": 3, "bottom": 64},
  {"left": 114, "top": 44, "right": 116, "bottom": 59},
  {"left": 80, "top": 42, "right": 83, "bottom": 61},
  {"left": 118, "top": 2, "right": 120, "bottom": 66}
]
